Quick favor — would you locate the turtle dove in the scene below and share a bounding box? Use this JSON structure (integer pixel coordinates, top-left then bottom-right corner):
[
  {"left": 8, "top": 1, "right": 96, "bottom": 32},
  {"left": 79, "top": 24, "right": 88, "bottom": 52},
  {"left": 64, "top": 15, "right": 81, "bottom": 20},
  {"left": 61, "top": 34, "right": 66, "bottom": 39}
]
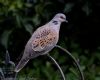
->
[{"left": 14, "top": 13, "right": 68, "bottom": 72}]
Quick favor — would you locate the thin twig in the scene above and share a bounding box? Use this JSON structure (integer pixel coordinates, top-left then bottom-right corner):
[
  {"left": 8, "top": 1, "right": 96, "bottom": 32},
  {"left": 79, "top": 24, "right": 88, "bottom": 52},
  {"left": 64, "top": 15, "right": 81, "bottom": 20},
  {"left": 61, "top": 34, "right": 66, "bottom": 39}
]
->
[
  {"left": 13, "top": 72, "right": 18, "bottom": 80},
  {"left": 56, "top": 45, "right": 84, "bottom": 80},
  {"left": 47, "top": 54, "right": 65, "bottom": 80}
]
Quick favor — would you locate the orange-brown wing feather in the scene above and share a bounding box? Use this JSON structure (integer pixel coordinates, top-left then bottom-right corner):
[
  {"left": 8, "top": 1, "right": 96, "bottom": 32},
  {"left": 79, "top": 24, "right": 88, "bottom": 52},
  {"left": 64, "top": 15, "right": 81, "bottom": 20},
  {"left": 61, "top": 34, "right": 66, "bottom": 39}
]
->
[{"left": 32, "top": 28, "right": 58, "bottom": 51}]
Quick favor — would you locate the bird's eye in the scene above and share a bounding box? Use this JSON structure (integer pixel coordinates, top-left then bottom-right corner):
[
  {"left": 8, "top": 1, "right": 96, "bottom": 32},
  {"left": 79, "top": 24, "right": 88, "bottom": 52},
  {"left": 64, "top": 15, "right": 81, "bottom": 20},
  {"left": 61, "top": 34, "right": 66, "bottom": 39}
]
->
[{"left": 60, "top": 16, "right": 65, "bottom": 19}]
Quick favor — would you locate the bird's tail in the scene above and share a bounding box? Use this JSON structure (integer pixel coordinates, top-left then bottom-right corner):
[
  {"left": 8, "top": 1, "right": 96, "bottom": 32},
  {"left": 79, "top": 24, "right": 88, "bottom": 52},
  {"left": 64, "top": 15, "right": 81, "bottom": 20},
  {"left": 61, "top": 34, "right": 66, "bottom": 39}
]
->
[{"left": 14, "top": 57, "right": 29, "bottom": 73}]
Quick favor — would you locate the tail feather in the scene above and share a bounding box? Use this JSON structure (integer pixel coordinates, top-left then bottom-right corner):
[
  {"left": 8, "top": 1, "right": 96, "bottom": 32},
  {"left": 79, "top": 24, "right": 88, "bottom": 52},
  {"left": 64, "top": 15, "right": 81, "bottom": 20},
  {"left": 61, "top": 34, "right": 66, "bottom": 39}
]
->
[{"left": 14, "top": 58, "right": 29, "bottom": 72}]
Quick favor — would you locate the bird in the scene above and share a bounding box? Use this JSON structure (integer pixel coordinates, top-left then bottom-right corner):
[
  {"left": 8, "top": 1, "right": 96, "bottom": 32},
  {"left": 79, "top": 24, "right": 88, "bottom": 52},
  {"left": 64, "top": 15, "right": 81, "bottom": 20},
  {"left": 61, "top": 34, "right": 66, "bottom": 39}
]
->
[{"left": 14, "top": 13, "right": 68, "bottom": 72}]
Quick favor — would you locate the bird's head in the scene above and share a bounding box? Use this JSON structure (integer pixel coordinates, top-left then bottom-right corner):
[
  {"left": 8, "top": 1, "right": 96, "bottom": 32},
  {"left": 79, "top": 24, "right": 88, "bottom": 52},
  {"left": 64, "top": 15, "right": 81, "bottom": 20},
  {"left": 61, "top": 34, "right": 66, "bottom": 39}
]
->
[{"left": 53, "top": 13, "right": 68, "bottom": 23}]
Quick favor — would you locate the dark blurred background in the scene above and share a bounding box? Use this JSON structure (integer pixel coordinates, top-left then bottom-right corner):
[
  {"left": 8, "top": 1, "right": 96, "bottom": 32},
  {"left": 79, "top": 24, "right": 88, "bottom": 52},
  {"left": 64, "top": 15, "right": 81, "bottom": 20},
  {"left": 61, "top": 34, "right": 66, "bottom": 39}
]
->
[{"left": 0, "top": 0, "right": 100, "bottom": 80}]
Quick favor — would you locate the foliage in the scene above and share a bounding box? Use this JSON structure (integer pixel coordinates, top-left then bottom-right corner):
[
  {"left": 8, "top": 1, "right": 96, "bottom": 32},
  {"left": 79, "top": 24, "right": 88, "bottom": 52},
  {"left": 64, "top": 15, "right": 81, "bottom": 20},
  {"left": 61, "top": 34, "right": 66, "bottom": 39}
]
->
[{"left": 0, "top": 0, "right": 100, "bottom": 80}]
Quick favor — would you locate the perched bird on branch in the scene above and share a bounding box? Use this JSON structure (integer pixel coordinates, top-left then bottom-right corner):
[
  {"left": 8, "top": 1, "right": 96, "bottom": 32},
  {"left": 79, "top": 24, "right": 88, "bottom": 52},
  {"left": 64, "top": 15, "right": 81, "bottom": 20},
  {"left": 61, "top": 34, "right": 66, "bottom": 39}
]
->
[{"left": 14, "top": 13, "right": 68, "bottom": 72}]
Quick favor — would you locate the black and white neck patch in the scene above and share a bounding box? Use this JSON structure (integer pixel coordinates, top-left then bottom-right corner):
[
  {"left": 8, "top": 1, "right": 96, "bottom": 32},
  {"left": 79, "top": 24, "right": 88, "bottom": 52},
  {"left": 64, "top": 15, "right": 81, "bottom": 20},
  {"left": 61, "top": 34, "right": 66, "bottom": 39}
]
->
[{"left": 52, "top": 20, "right": 58, "bottom": 25}]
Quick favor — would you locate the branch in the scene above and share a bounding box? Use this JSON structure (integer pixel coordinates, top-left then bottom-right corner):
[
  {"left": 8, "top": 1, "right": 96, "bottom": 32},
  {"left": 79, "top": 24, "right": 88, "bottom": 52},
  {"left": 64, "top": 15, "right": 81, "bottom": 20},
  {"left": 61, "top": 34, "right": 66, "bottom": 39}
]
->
[
  {"left": 13, "top": 72, "right": 18, "bottom": 80},
  {"left": 56, "top": 45, "right": 84, "bottom": 80},
  {"left": 47, "top": 54, "right": 65, "bottom": 80}
]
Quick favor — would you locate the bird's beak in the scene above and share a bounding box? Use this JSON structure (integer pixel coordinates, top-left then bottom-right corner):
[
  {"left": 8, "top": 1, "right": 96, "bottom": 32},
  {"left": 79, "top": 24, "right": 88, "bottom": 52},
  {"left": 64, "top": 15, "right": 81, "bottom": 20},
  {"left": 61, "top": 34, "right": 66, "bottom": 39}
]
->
[{"left": 65, "top": 20, "right": 68, "bottom": 23}]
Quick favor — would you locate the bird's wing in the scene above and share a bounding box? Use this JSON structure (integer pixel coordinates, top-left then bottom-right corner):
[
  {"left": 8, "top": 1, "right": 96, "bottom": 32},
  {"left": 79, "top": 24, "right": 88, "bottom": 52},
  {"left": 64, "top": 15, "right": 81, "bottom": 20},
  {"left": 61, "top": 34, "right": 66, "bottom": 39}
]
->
[{"left": 31, "top": 27, "right": 58, "bottom": 51}]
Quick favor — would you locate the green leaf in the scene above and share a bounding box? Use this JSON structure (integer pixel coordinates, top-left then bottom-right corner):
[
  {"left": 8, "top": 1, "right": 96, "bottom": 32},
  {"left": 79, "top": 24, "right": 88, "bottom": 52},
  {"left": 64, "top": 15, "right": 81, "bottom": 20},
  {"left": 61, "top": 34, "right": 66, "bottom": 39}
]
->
[
  {"left": 64, "top": 3, "right": 74, "bottom": 13},
  {"left": 24, "top": 24, "right": 33, "bottom": 35},
  {"left": 1, "top": 30, "right": 12, "bottom": 49},
  {"left": 82, "top": 2, "right": 92, "bottom": 16},
  {"left": 15, "top": 14, "right": 22, "bottom": 28},
  {"left": 66, "top": 73, "right": 77, "bottom": 80},
  {"left": 69, "top": 68, "right": 78, "bottom": 78},
  {"left": 32, "top": 14, "right": 41, "bottom": 26},
  {"left": 96, "top": 77, "right": 100, "bottom": 80}
]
